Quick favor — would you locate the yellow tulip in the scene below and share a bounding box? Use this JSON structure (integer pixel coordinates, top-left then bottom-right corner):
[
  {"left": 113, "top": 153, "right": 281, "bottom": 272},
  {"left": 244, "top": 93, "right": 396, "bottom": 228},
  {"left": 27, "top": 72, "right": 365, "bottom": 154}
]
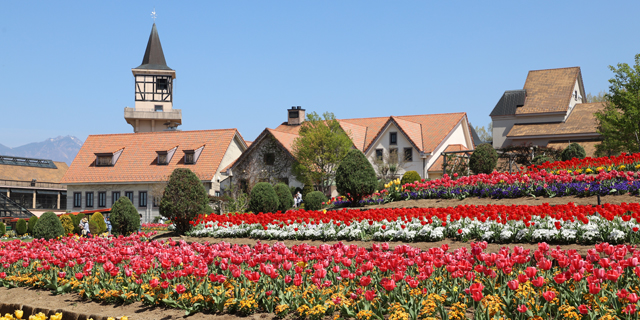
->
[{"left": 14, "top": 311, "right": 22, "bottom": 320}]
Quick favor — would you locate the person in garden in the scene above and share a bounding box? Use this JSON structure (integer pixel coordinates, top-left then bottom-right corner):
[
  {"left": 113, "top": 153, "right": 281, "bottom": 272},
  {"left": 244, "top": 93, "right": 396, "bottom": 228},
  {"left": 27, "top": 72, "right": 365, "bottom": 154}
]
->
[
  {"left": 295, "top": 191, "right": 303, "bottom": 208},
  {"left": 139, "top": 214, "right": 143, "bottom": 232},
  {"left": 79, "top": 217, "right": 91, "bottom": 237},
  {"left": 105, "top": 216, "right": 112, "bottom": 234}
]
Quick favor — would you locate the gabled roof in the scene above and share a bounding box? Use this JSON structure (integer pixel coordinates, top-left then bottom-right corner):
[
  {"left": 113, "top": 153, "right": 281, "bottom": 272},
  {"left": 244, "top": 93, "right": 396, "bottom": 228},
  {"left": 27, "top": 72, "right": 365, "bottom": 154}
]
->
[
  {"left": 225, "top": 128, "right": 296, "bottom": 173},
  {"left": 516, "top": 67, "right": 582, "bottom": 115},
  {"left": 0, "top": 159, "right": 68, "bottom": 183},
  {"left": 135, "top": 23, "right": 172, "bottom": 71},
  {"left": 61, "top": 129, "right": 243, "bottom": 184},
  {"left": 489, "top": 90, "right": 527, "bottom": 117},
  {"left": 428, "top": 144, "right": 467, "bottom": 173},
  {"left": 507, "top": 102, "right": 605, "bottom": 138}
]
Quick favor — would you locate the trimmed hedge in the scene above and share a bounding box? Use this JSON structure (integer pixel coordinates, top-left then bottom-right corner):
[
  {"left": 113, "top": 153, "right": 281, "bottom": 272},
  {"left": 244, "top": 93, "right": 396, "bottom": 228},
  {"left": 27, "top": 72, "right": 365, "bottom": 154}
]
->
[
  {"left": 16, "top": 219, "right": 27, "bottom": 236},
  {"left": 0, "top": 222, "right": 5, "bottom": 237},
  {"left": 249, "top": 182, "right": 279, "bottom": 214},
  {"left": 159, "top": 168, "right": 209, "bottom": 234},
  {"left": 111, "top": 197, "right": 140, "bottom": 236},
  {"left": 72, "top": 213, "right": 85, "bottom": 235},
  {"left": 469, "top": 144, "right": 499, "bottom": 175},
  {"left": 33, "top": 211, "right": 65, "bottom": 240},
  {"left": 304, "top": 191, "right": 326, "bottom": 211},
  {"left": 59, "top": 215, "right": 74, "bottom": 235},
  {"left": 561, "top": 143, "right": 587, "bottom": 161},
  {"left": 27, "top": 216, "right": 38, "bottom": 234},
  {"left": 274, "top": 183, "right": 294, "bottom": 212},
  {"left": 335, "top": 149, "right": 377, "bottom": 205},
  {"left": 400, "top": 171, "right": 422, "bottom": 185},
  {"left": 91, "top": 211, "right": 107, "bottom": 234}
]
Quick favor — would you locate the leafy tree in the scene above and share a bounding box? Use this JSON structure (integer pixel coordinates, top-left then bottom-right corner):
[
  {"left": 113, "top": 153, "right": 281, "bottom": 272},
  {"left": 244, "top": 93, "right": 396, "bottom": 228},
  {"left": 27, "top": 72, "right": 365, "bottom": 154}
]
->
[
  {"left": 561, "top": 143, "right": 587, "bottom": 161},
  {"left": 90, "top": 211, "right": 107, "bottom": 234},
  {"left": 595, "top": 54, "right": 640, "bottom": 154},
  {"left": 302, "top": 184, "right": 313, "bottom": 201},
  {"left": 474, "top": 122, "right": 493, "bottom": 144},
  {"left": 469, "top": 144, "right": 498, "bottom": 174},
  {"left": 27, "top": 216, "right": 38, "bottom": 234},
  {"left": 33, "top": 211, "right": 65, "bottom": 240},
  {"left": 0, "top": 222, "right": 5, "bottom": 237},
  {"left": 335, "top": 149, "right": 377, "bottom": 205},
  {"left": 159, "top": 168, "right": 209, "bottom": 234},
  {"left": 59, "top": 215, "right": 74, "bottom": 235},
  {"left": 400, "top": 171, "right": 422, "bottom": 185},
  {"left": 248, "top": 182, "right": 279, "bottom": 213},
  {"left": 304, "top": 191, "right": 327, "bottom": 211},
  {"left": 292, "top": 112, "right": 353, "bottom": 195},
  {"left": 111, "top": 197, "right": 140, "bottom": 236},
  {"left": 274, "top": 183, "right": 294, "bottom": 212},
  {"left": 586, "top": 91, "right": 607, "bottom": 103},
  {"left": 16, "top": 219, "right": 27, "bottom": 236}
]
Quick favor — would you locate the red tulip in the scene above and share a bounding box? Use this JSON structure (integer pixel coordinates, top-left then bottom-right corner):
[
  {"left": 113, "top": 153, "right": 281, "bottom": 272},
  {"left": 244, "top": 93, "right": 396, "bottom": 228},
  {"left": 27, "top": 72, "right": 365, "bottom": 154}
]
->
[
  {"left": 359, "top": 276, "right": 371, "bottom": 287},
  {"left": 542, "top": 291, "right": 556, "bottom": 302},
  {"left": 578, "top": 304, "right": 590, "bottom": 314},
  {"left": 364, "top": 290, "right": 376, "bottom": 301},
  {"left": 507, "top": 280, "right": 518, "bottom": 290},
  {"left": 517, "top": 305, "right": 527, "bottom": 313},
  {"left": 175, "top": 284, "right": 186, "bottom": 294}
]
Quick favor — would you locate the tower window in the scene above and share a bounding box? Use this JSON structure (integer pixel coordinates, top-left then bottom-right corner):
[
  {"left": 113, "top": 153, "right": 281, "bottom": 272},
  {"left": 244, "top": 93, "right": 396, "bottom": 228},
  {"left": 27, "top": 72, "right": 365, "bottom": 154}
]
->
[
  {"left": 157, "top": 78, "right": 168, "bottom": 91},
  {"left": 155, "top": 105, "right": 163, "bottom": 112}
]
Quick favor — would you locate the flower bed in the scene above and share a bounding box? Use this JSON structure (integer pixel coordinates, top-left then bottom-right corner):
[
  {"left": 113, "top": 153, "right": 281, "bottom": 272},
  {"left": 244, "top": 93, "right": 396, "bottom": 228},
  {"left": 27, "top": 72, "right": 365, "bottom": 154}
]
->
[
  {"left": 528, "top": 152, "right": 640, "bottom": 173},
  {"left": 1, "top": 236, "right": 639, "bottom": 319},
  {"left": 141, "top": 223, "right": 169, "bottom": 232},
  {"left": 189, "top": 203, "right": 640, "bottom": 244}
]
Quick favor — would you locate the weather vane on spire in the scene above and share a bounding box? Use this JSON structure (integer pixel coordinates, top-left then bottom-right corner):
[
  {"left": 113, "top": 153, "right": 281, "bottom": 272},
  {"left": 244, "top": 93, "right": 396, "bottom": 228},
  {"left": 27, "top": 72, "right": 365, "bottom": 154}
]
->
[{"left": 151, "top": 8, "right": 157, "bottom": 23}]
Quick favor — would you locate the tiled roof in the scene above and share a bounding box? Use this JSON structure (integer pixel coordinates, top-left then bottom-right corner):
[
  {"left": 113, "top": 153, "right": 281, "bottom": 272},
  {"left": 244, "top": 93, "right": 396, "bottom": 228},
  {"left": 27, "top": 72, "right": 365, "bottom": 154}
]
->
[
  {"left": 516, "top": 67, "right": 581, "bottom": 115},
  {"left": 546, "top": 141, "right": 600, "bottom": 158},
  {"left": 507, "top": 102, "right": 604, "bottom": 137},
  {"left": 61, "top": 129, "right": 242, "bottom": 184},
  {"left": 267, "top": 128, "right": 299, "bottom": 154},
  {"left": 0, "top": 161, "right": 68, "bottom": 183},
  {"left": 428, "top": 144, "right": 467, "bottom": 172},
  {"left": 271, "top": 113, "right": 467, "bottom": 154},
  {"left": 489, "top": 90, "right": 527, "bottom": 116}
]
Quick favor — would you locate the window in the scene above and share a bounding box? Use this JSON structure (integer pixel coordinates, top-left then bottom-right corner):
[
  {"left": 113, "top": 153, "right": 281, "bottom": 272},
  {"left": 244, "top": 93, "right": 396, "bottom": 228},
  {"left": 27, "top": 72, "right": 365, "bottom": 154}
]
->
[
  {"left": 112, "top": 191, "right": 120, "bottom": 204},
  {"left": 157, "top": 78, "right": 168, "bottom": 91},
  {"left": 73, "top": 192, "right": 82, "bottom": 208},
  {"left": 86, "top": 192, "right": 94, "bottom": 208},
  {"left": 157, "top": 152, "right": 168, "bottom": 165},
  {"left": 240, "top": 179, "right": 248, "bottom": 193},
  {"left": 264, "top": 153, "right": 275, "bottom": 165},
  {"left": 139, "top": 191, "right": 147, "bottom": 207},
  {"left": 215, "top": 191, "right": 221, "bottom": 197},
  {"left": 96, "top": 156, "right": 112, "bottom": 166},
  {"left": 184, "top": 151, "right": 195, "bottom": 164},
  {"left": 404, "top": 148, "right": 413, "bottom": 161},
  {"left": 390, "top": 148, "right": 398, "bottom": 162},
  {"left": 125, "top": 191, "right": 134, "bottom": 203},
  {"left": 375, "top": 149, "right": 383, "bottom": 161},
  {"left": 390, "top": 132, "right": 397, "bottom": 145},
  {"left": 155, "top": 105, "right": 163, "bottom": 112},
  {"left": 98, "top": 192, "right": 106, "bottom": 207},
  {"left": 153, "top": 196, "right": 160, "bottom": 207}
]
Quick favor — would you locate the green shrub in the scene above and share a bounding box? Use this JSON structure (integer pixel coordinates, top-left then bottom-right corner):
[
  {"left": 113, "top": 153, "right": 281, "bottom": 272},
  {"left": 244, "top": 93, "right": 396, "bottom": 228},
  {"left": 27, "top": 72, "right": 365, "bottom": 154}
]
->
[
  {"left": 59, "top": 215, "right": 74, "bottom": 235},
  {"left": 335, "top": 149, "right": 377, "bottom": 205},
  {"left": 90, "top": 212, "right": 107, "bottom": 234},
  {"left": 159, "top": 168, "right": 209, "bottom": 234},
  {"left": 274, "top": 183, "right": 294, "bottom": 212},
  {"left": 561, "top": 143, "right": 587, "bottom": 161},
  {"left": 400, "top": 171, "right": 422, "bottom": 185},
  {"left": 16, "top": 219, "right": 27, "bottom": 236},
  {"left": 248, "top": 182, "right": 279, "bottom": 214},
  {"left": 302, "top": 184, "right": 313, "bottom": 200},
  {"left": 33, "top": 211, "right": 65, "bottom": 240},
  {"left": 27, "top": 216, "right": 38, "bottom": 234},
  {"left": 532, "top": 154, "right": 553, "bottom": 166},
  {"left": 72, "top": 213, "right": 85, "bottom": 234},
  {"left": 0, "top": 222, "right": 5, "bottom": 237},
  {"left": 111, "top": 197, "right": 140, "bottom": 236},
  {"left": 469, "top": 143, "right": 499, "bottom": 174},
  {"left": 88, "top": 220, "right": 99, "bottom": 235},
  {"left": 304, "top": 191, "right": 326, "bottom": 211}
]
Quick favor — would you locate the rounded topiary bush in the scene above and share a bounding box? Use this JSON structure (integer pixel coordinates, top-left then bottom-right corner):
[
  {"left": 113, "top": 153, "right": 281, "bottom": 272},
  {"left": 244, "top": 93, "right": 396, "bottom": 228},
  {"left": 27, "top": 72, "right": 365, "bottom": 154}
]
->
[
  {"left": 335, "top": 149, "right": 378, "bottom": 205},
  {"left": 59, "top": 215, "right": 74, "bottom": 235},
  {"left": 400, "top": 171, "right": 421, "bottom": 185},
  {"left": 16, "top": 219, "right": 27, "bottom": 236},
  {"left": 33, "top": 211, "right": 65, "bottom": 240},
  {"left": 304, "top": 191, "right": 326, "bottom": 211},
  {"left": 90, "top": 211, "right": 107, "bottom": 234},
  {"left": 88, "top": 220, "right": 99, "bottom": 235},
  {"left": 27, "top": 216, "right": 38, "bottom": 234},
  {"left": 532, "top": 154, "right": 553, "bottom": 166},
  {"left": 0, "top": 222, "right": 5, "bottom": 237},
  {"left": 159, "top": 168, "right": 209, "bottom": 234},
  {"left": 249, "top": 182, "right": 279, "bottom": 214},
  {"left": 274, "top": 183, "right": 294, "bottom": 212},
  {"left": 561, "top": 143, "right": 587, "bottom": 161},
  {"left": 111, "top": 196, "right": 140, "bottom": 236},
  {"left": 469, "top": 143, "right": 499, "bottom": 175}
]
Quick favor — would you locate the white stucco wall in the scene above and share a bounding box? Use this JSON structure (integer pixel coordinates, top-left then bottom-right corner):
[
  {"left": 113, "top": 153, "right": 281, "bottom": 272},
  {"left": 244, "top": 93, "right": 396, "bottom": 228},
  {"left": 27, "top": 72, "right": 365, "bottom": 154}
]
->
[
  {"left": 425, "top": 121, "right": 471, "bottom": 178},
  {"left": 492, "top": 113, "right": 568, "bottom": 149},
  {"left": 212, "top": 135, "right": 246, "bottom": 194}
]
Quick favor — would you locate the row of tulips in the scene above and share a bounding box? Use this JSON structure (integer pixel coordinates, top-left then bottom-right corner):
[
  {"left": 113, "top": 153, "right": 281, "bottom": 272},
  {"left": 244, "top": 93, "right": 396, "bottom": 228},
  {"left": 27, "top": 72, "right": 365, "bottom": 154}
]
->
[
  {"left": 0, "top": 311, "right": 128, "bottom": 320},
  {"left": 189, "top": 203, "right": 640, "bottom": 244},
  {"left": 2, "top": 236, "right": 640, "bottom": 319},
  {"left": 527, "top": 152, "right": 640, "bottom": 173},
  {"left": 141, "top": 223, "right": 169, "bottom": 232}
]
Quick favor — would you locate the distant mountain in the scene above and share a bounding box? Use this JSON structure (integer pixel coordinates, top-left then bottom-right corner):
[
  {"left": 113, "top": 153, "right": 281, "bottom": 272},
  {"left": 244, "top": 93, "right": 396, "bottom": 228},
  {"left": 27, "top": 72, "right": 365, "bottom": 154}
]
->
[{"left": 0, "top": 136, "right": 83, "bottom": 165}]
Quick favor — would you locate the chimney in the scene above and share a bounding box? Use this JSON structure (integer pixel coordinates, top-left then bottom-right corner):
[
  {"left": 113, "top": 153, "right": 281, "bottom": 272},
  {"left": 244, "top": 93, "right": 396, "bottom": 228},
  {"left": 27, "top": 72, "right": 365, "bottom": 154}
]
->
[{"left": 287, "top": 106, "right": 305, "bottom": 125}]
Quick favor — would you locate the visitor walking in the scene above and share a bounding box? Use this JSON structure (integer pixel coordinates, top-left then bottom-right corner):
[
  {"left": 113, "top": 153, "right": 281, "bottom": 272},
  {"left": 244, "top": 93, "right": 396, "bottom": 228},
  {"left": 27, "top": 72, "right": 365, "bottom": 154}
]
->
[
  {"left": 79, "top": 217, "right": 91, "bottom": 237},
  {"left": 295, "top": 191, "right": 303, "bottom": 208},
  {"left": 105, "top": 216, "right": 112, "bottom": 234}
]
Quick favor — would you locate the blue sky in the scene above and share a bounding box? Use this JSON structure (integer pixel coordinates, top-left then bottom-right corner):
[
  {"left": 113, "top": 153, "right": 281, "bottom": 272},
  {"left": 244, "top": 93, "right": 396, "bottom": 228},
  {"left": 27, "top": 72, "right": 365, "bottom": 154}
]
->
[{"left": 1, "top": 1, "right": 638, "bottom": 147}]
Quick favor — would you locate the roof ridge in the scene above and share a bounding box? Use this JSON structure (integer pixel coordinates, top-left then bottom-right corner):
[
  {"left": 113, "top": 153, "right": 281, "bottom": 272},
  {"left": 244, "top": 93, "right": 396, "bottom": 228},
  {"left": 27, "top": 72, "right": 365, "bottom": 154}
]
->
[
  {"left": 528, "top": 66, "right": 581, "bottom": 73},
  {"left": 86, "top": 128, "right": 239, "bottom": 138},
  {"left": 339, "top": 112, "right": 466, "bottom": 122}
]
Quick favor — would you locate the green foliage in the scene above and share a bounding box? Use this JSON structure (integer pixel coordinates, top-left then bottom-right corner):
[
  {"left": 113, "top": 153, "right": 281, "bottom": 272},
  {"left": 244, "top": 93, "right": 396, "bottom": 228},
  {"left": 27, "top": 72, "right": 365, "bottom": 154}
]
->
[
  {"left": 304, "top": 191, "right": 326, "bottom": 211},
  {"left": 33, "top": 211, "right": 65, "bottom": 240},
  {"left": 469, "top": 144, "right": 498, "bottom": 174},
  {"left": 16, "top": 219, "right": 27, "bottom": 236},
  {"left": 0, "top": 222, "right": 5, "bottom": 237},
  {"left": 400, "top": 171, "right": 422, "bottom": 185},
  {"left": 72, "top": 213, "right": 85, "bottom": 235},
  {"left": 159, "top": 168, "right": 209, "bottom": 234},
  {"left": 27, "top": 216, "right": 38, "bottom": 234},
  {"left": 274, "top": 183, "right": 294, "bottom": 212},
  {"left": 335, "top": 149, "right": 377, "bottom": 205},
  {"left": 596, "top": 53, "right": 640, "bottom": 155},
  {"left": 88, "top": 220, "right": 99, "bottom": 235},
  {"left": 474, "top": 122, "right": 493, "bottom": 144},
  {"left": 532, "top": 154, "right": 553, "bottom": 166},
  {"left": 302, "top": 184, "right": 313, "bottom": 200},
  {"left": 90, "top": 211, "right": 107, "bottom": 234},
  {"left": 59, "top": 215, "right": 74, "bottom": 235},
  {"left": 292, "top": 112, "right": 353, "bottom": 195},
  {"left": 111, "top": 196, "right": 140, "bottom": 236},
  {"left": 560, "top": 143, "right": 587, "bottom": 161},
  {"left": 248, "top": 182, "right": 279, "bottom": 214}
]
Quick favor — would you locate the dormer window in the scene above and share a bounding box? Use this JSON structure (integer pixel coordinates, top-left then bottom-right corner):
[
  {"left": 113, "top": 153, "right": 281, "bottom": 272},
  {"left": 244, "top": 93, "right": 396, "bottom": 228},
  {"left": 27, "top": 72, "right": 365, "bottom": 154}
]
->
[
  {"left": 156, "top": 146, "right": 178, "bottom": 165},
  {"left": 183, "top": 145, "right": 204, "bottom": 165},
  {"left": 94, "top": 149, "right": 124, "bottom": 167}
]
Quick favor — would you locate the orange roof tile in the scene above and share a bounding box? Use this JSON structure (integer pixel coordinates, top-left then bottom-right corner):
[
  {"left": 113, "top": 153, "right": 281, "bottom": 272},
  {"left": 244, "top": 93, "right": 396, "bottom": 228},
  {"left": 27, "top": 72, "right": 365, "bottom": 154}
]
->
[
  {"left": 516, "top": 67, "right": 582, "bottom": 115},
  {"left": 337, "top": 121, "right": 368, "bottom": 151},
  {"left": 428, "top": 144, "right": 467, "bottom": 172},
  {"left": 61, "top": 129, "right": 242, "bottom": 184},
  {"left": 267, "top": 128, "right": 299, "bottom": 154},
  {"left": 508, "top": 102, "right": 604, "bottom": 138}
]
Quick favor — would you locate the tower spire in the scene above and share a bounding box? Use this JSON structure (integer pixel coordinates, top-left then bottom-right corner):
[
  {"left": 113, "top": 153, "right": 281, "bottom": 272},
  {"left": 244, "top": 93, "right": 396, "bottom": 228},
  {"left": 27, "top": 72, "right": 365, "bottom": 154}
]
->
[{"left": 136, "top": 23, "right": 172, "bottom": 70}]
